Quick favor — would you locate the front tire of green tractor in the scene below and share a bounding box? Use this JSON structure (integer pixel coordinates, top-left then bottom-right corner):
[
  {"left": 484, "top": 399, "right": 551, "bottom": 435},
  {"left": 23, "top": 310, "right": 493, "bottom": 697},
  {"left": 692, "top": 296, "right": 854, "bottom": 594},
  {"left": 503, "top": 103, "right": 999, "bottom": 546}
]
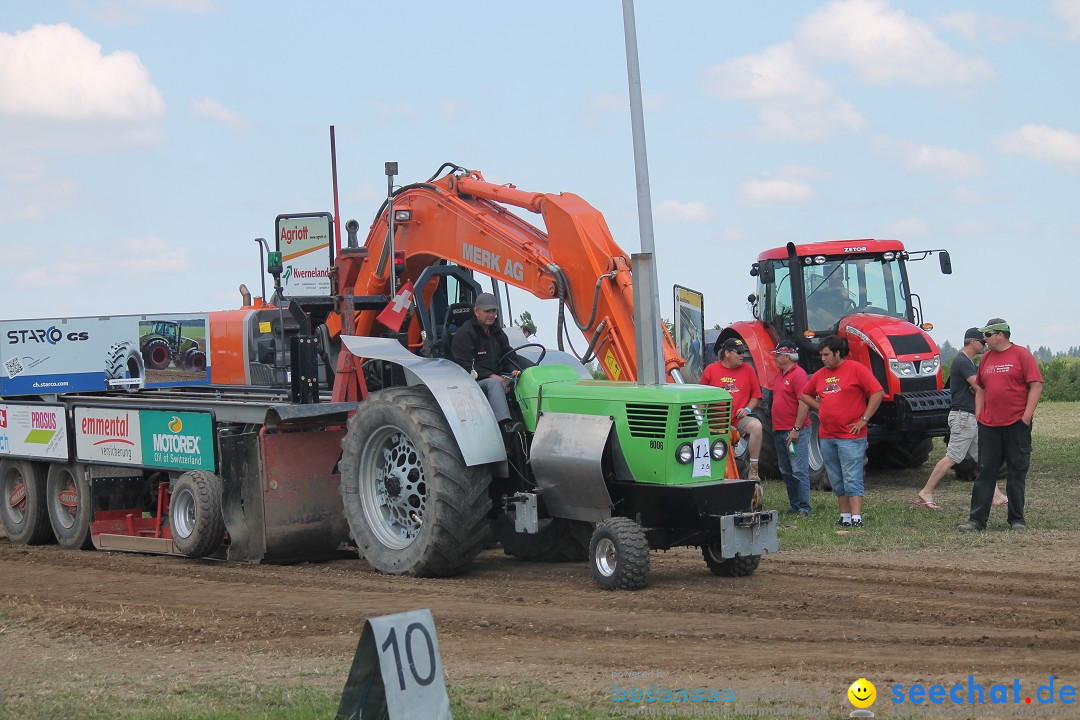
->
[
  {"left": 0, "top": 460, "right": 53, "bottom": 545},
  {"left": 702, "top": 545, "right": 761, "bottom": 577},
  {"left": 589, "top": 517, "right": 649, "bottom": 591},
  {"left": 45, "top": 462, "right": 94, "bottom": 551},
  {"left": 495, "top": 515, "right": 592, "bottom": 562},
  {"left": 339, "top": 386, "right": 492, "bottom": 578},
  {"left": 170, "top": 471, "right": 225, "bottom": 558}
]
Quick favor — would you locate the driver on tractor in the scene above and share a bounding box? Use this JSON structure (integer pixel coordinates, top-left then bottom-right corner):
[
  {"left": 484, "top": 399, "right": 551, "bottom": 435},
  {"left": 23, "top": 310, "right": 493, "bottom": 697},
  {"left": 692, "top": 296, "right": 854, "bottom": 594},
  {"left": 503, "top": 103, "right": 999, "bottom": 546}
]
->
[
  {"left": 451, "top": 292, "right": 526, "bottom": 435},
  {"left": 807, "top": 272, "right": 853, "bottom": 328}
]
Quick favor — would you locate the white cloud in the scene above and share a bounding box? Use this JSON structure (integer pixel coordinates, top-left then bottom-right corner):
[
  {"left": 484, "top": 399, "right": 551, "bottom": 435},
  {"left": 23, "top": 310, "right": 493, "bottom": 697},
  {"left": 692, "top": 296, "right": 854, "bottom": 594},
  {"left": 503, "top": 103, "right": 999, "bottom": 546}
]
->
[
  {"left": 702, "top": 43, "right": 865, "bottom": 142},
  {"left": 86, "top": 0, "right": 219, "bottom": 24},
  {"left": 934, "top": 11, "right": 979, "bottom": 40},
  {"left": 12, "top": 236, "right": 189, "bottom": 290},
  {"left": 879, "top": 217, "right": 930, "bottom": 237},
  {"left": 191, "top": 97, "right": 252, "bottom": 132},
  {"left": 996, "top": 124, "right": 1080, "bottom": 172},
  {"left": 654, "top": 200, "right": 713, "bottom": 222},
  {"left": 953, "top": 218, "right": 998, "bottom": 235},
  {"left": 739, "top": 179, "right": 815, "bottom": 207},
  {"left": 795, "top": 0, "right": 992, "bottom": 85},
  {"left": 1054, "top": 0, "right": 1080, "bottom": 39},
  {"left": 870, "top": 135, "right": 984, "bottom": 177},
  {"left": 0, "top": 165, "right": 81, "bottom": 224},
  {"left": 0, "top": 24, "right": 164, "bottom": 121},
  {"left": 950, "top": 187, "right": 985, "bottom": 204},
  {"left": 372, "top": 100, "right": 415, "bottom": 119}
]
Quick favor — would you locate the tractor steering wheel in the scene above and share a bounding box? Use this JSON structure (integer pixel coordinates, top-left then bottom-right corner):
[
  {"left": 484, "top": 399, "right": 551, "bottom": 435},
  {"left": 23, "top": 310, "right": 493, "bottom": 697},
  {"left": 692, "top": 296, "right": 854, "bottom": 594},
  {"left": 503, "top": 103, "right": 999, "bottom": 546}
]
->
[{"left": 499, "top": 343, "right": 547, "bottom": 374}]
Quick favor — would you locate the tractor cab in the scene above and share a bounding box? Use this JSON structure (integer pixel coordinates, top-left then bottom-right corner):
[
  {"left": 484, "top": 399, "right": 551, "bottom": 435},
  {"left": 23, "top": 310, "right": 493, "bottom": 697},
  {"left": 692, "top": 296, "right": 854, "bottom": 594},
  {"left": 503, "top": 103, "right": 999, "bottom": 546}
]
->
[{"left": 751, "top": 240, "right": 950, "bottom": 373}]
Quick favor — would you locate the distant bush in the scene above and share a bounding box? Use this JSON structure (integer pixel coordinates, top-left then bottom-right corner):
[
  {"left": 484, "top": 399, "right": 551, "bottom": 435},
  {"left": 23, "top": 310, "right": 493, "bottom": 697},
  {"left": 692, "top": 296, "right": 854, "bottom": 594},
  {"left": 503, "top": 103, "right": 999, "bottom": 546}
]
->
[{"left": 1040, "top": 357, "right": 1080, "bottom": 402}]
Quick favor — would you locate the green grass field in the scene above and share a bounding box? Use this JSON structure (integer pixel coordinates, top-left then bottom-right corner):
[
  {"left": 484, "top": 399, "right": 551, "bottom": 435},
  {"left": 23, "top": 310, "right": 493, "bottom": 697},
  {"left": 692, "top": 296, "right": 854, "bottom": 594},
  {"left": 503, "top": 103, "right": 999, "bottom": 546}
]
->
[{"left": 2, "top": 403, "right": 1075, "bottom": 720}]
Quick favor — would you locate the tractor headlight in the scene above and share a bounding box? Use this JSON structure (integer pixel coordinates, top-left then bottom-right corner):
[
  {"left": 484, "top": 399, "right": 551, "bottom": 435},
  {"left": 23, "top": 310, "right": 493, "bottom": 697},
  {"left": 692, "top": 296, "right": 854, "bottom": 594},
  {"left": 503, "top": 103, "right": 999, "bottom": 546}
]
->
[
  {"left": 676, "top": 443, "right": 694, "bottom": 464},
  {"left": 889, "top": 359, "right": 916, "bottom": 377},
  {"left": 710, "top": 438, "right": 728, "bottom": 460},
  {"left": 920, "top": 355, "right": 941, "bottom": 376}
]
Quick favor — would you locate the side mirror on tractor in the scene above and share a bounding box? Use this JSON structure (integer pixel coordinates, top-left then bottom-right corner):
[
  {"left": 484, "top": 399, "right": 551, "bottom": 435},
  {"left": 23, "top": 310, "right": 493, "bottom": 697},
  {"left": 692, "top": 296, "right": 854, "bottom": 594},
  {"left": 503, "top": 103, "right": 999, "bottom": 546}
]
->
[{"left": 939, "top": 250, "right": 952, "bottom": 275}]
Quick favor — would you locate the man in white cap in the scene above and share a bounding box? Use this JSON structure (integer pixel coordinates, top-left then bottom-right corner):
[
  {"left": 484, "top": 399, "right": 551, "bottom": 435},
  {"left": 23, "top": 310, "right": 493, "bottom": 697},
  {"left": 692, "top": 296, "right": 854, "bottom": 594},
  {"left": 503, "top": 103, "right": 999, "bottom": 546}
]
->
[
  {"left": 451, "top": 292, "right": 524, "bottom": 434},
  {"left": 772, "top": 340, "right": 811, "bottom": 516},
  {"left": 958, "top": 318, "right": 1043, "bottom": 532}
]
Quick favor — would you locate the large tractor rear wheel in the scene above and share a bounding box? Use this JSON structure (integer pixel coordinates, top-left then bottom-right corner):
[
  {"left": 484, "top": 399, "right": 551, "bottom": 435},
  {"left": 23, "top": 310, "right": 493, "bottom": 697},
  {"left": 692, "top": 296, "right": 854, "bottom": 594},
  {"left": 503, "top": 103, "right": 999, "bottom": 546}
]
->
[
  {"left": 0, "top": 460, "right": 53, "bottom": 545},
  {"left": 495, "top": 515, "right": 592, "bottom": 562},
  {"left": 589, "top": 517, "right": 649, "bottom": 591},
  {"left": 46, "top": 462, "right": 94, "bottom": 550},
  {"left": 170, "top": 471, "right": 225, "bottom": 558},
  {"left": 339, "top": 386, "right": 492, "bottom": 578}
]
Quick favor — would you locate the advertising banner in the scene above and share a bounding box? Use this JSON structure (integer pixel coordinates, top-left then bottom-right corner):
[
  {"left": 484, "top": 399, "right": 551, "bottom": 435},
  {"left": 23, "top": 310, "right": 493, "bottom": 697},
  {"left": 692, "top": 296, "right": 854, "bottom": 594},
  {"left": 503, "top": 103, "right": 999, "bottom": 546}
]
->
[
  {"left": 674, "top": 286, "right": 706, "bottom": 384},
  {"left": 276, "top": 212, "right": 333, "bottom": 298},
  {"left": 73, "top": 408, "right": 215, "bottom": 471},
  {"left": 0, "top": 403, "right": 69, "bottom": 461},
  {"left": 0, "top": 313, "right": 211, "bottom": 397}
]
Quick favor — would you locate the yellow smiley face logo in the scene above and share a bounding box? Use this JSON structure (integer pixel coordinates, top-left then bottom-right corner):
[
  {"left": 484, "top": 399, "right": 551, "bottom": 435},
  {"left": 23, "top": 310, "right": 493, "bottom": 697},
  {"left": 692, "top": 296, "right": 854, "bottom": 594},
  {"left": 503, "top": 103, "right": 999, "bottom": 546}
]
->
[{"left": 848, "top": 678, "right": 876, "bottom": 708}]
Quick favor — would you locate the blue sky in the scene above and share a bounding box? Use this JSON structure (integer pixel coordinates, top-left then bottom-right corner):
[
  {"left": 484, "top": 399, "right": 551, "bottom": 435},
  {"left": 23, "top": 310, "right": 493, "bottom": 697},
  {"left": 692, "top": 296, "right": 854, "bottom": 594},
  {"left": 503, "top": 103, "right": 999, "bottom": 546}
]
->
[{"left": 2, "top": 0, "right": 1079, "bottom": 353}]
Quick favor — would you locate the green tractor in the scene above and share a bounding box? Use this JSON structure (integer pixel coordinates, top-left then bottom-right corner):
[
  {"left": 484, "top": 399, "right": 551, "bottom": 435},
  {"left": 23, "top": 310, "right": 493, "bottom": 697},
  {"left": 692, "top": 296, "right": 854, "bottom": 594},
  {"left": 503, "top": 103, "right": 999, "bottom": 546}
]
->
[
  {"left": 140, "top": 320, "right": 205, "bottom": 371},
  {"left": 335, "top": 269, "right": 778, "bottom": 591}
]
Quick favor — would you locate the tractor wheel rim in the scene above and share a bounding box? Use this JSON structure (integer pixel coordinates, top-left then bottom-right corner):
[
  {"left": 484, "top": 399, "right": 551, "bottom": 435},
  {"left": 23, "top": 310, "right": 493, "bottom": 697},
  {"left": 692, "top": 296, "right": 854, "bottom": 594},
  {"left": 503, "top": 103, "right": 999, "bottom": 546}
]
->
[
  {"left": 172, "top": 487, "right": 196, "bottom": 539},
  {"left": 359, "top": 425, "right": 427, "bottom": 550},
  {"left": 52, "top": 473, "right": 77, "bottom": 529},
  {"left": 3, "top": 470, "right": 27, "bottom": 521},
  {"left": 594, "top": 537, "right": 617, "bottom": 577}
]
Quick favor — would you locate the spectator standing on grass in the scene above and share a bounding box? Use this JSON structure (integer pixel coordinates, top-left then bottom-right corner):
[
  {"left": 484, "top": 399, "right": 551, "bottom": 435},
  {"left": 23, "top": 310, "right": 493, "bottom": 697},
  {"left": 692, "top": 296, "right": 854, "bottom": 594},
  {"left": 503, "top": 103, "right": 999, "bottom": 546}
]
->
[
  {"left": 796, "top": 335, "right": 883, "bottom": 529},
  {"left": 916, "top": 328, "right": 1008, "bottom": 510},
  {"left": 772, "top": 340, "right": 812, "bottom": 517},
  {"left": 958, "top": 319, "right": 1043, "bottom": 533},
  {"left": 702, "top": 337, "right": 763, "bottom": 480}
]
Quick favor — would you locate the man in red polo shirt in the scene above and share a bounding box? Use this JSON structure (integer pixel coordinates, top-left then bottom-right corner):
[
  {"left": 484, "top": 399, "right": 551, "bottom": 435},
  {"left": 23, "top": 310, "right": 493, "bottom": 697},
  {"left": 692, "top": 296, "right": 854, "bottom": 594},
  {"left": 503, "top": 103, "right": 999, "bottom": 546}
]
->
[
  {"left": 771, "top": 340, "right": 812, "bottom": 516},
  {"left": 796, "top": 335, "right": 882, "bottom": 528},
  {"left": 958, "top": 318, "right": 1043, "bottom": 533},
  {"left": 702, "top": 337, "right": 763, "bottom": 479}
]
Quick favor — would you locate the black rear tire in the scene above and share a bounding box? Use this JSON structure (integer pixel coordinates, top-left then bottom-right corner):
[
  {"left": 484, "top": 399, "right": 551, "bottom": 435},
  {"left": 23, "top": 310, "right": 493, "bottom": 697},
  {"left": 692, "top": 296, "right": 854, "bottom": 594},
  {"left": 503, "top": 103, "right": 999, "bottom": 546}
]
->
[
  {"left": 702, "top": 545, "right": 761, "bottom": 577},
  {"left": 751, "top": 407, "right": 779, "bottom": 480},
  {"left": 105, "top": 341, "right": 145, "bottom": 392},
  {"left": 807, "top": 411, "right": 831, "bottom": 491},
  {"left": 867, "top": 437, "right": 934, "bottom": 469},
  {"left": 170, "top": 471, "right": 225, "bottom": 558},
  {"left": 339, "top": 386, "right": 492, "bottom": 577},
  {"left": 589, "top": 517, "right": 650, "bottom": 591},
  {"left": 46, "top": 463, "right": 94, "bottom": 550},
  {"left": 495, "top": 515, "right": 592, "bottom": 562},
  {"left": 0, "top": 460, "right": 53, "bottom": 545}
]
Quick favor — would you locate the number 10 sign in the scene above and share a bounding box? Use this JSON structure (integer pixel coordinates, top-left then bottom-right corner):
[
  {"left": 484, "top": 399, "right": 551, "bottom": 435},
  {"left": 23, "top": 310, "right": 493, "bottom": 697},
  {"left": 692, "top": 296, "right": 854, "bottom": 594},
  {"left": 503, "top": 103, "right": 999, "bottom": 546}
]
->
[{"left": 337, "top": 609, "right": 451, "bottom": 720}]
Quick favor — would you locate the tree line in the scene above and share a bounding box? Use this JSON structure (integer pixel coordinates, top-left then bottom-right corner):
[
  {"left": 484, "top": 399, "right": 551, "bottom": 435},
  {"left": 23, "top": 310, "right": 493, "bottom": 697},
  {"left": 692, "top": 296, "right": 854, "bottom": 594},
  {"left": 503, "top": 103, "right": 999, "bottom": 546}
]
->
[{"left": 940, "top": 341, "right": 1080, "bottom": 402}]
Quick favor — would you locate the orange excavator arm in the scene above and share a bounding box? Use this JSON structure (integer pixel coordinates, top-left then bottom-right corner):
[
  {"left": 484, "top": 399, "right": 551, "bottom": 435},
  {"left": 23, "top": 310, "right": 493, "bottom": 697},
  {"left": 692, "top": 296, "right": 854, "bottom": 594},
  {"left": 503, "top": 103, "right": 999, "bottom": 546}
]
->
[{"left": 327, "top": 165, "right": 684, "bottom": 385}]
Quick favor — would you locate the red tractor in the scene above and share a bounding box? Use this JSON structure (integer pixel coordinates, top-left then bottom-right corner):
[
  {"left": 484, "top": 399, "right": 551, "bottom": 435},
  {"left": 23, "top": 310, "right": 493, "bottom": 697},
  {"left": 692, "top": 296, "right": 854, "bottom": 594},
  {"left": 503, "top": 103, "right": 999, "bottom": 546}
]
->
[{"left": 716, "top": 239, "right": 953, "bottom": 488}]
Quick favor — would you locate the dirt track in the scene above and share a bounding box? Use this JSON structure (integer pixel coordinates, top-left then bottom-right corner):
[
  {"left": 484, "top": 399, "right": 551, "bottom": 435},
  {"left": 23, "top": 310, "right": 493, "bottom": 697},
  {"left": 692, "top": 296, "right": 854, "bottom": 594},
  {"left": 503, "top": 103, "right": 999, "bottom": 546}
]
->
[{"left": 2, "top": 532, "right": 1078, "bottom": 716}]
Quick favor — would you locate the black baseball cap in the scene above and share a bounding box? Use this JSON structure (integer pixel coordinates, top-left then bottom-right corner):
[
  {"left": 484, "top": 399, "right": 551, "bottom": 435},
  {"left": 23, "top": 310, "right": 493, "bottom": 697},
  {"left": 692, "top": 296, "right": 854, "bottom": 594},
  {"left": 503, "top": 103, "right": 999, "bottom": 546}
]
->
[
  {"left": 963, "top": 327, "right": 984, "bottom": 342},
  {"left": 719, "top": 338, "right": 748, "bottom": 353}
]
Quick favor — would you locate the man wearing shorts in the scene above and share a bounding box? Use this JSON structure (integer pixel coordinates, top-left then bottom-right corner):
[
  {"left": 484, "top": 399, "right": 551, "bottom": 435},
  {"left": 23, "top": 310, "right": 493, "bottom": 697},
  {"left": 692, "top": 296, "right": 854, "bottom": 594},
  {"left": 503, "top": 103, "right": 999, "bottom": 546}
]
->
[
  {"left": 702, "top": 337, "right": 763, "bottom": 479},
  {"left": 916, "top": 328, "right": 1007, "bottom": 510}
]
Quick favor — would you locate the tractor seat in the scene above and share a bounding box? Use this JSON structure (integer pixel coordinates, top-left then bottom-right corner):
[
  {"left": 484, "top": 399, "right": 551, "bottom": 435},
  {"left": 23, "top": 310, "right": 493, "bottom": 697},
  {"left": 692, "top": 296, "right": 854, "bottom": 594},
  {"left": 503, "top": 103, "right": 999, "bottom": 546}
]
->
[{"left": 439, "top": 303, "right": 474, "bottom": 358}]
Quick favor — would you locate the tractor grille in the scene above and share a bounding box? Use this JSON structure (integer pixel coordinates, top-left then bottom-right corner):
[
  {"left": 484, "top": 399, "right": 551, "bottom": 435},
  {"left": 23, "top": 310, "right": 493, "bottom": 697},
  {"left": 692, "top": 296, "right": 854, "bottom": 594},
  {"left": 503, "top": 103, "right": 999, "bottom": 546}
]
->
[
  {"left": 625, "top": 403, "right": 669, "bottom": 439},
  {"left": 675, "top": 401, "right": 732, "bottom": 440}
]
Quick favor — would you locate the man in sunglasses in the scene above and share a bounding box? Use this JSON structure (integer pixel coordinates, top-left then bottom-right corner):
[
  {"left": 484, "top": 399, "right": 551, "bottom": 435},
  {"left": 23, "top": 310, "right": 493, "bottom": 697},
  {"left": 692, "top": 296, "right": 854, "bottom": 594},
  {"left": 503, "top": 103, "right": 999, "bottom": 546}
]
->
[{"left": 958, "top": 318, "right": 1043, "bottom": 532}]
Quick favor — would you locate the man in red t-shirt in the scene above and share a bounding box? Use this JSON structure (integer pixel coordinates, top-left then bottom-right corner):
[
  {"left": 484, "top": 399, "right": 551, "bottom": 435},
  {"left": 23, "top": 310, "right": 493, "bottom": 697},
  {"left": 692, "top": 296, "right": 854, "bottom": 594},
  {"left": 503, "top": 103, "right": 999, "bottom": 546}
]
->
[
  {"left": 796, "top": 335, "right": 883, "bottom": 528},
  {"left": 702, "top": 337, "right": 763, "bottom": 479},
  {"left": 771, "top": 341, "right": 812, "bottom": 516},
  {"left": 958, "top": 318, "right": 1043, "bottom": 533}
]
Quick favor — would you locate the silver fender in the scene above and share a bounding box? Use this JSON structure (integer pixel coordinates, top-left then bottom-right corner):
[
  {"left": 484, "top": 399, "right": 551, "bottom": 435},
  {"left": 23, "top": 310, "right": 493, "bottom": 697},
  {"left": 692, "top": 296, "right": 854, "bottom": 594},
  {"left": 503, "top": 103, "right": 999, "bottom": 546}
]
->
[{"left": 339, "top": 336, "right": 506, "bottom": 466}]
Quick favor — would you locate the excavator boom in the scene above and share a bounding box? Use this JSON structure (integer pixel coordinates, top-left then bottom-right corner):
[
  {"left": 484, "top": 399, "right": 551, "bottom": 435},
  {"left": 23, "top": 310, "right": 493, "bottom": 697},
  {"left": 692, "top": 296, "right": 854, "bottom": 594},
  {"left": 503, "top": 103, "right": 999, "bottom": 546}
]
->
[{"left": 328, "top": 165, "right": 684, "bottom": 387}]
